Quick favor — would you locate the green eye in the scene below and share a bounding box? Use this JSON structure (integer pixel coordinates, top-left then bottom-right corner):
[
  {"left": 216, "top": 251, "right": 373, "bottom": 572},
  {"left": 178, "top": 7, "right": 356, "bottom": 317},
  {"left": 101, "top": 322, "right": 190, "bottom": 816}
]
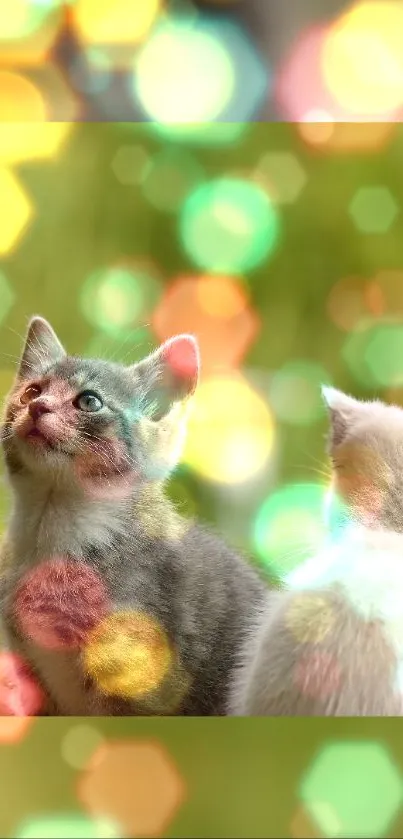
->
[{"left": 75, "top": 391, "right": 103, "bottom": 413}]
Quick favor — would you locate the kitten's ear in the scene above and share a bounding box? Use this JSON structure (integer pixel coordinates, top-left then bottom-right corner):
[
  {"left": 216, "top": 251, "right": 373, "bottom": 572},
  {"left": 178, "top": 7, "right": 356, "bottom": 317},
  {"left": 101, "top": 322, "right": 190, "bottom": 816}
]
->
[
  {"left": 133, "top": 334, "right": 200, "bottom": 419},
  {"left": 18, "top": 316, "right": 66, "bottom": 379},
  {"left": 321, "top": 386, "right": 362, "bottom": 447}
]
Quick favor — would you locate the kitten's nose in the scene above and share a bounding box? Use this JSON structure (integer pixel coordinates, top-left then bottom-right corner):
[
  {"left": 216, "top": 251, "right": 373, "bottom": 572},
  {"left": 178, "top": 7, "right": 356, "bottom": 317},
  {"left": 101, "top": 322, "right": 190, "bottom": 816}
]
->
[{"left": 28, "top": 399, "right": 52, "bottom": 421}]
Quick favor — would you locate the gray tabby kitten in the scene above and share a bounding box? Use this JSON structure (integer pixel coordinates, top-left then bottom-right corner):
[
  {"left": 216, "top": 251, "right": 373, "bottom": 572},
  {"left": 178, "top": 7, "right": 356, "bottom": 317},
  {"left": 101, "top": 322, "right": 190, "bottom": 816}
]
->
[
  {"left": 0, "top": 316, "right": 266, "bottom": 716},
  {"left": 229, "top": 388, "right": 403, "bottom": 716}
]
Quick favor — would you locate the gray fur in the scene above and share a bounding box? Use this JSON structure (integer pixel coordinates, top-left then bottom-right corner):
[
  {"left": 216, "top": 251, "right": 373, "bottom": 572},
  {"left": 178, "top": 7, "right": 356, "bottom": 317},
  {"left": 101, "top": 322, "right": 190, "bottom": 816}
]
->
[
  {"left": 229, "top": 389, "right": 403, "bottom": 716},
  {"left": 0, "top": 316, "right": 266, "bottom": 715}
]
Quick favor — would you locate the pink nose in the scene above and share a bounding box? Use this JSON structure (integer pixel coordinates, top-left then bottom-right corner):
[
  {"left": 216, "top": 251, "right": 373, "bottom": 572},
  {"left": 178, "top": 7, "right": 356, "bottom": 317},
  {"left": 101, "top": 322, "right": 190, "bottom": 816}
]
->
[{"left": 28, "top": 399, "right": 52, "bottom": 422}]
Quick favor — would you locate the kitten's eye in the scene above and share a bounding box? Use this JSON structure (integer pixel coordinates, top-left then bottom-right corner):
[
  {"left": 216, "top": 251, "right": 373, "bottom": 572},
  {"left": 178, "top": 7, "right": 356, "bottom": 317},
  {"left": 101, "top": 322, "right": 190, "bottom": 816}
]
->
[
  {"left": 75, "top": 390, "right": 103, "bottom": 413},
  {"left": 20, "top": 384, "right": 42, "bottom": 405}
]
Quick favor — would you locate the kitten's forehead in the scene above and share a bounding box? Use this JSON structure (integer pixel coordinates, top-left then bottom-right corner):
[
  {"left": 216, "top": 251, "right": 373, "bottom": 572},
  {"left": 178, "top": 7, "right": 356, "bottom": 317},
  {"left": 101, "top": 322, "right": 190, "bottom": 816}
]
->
[
  {"left": 344, "top": 400, "right": 403, "bottom": 461},
  {"left": 45, "top": 356, "right": 137, "bottom": 401}
]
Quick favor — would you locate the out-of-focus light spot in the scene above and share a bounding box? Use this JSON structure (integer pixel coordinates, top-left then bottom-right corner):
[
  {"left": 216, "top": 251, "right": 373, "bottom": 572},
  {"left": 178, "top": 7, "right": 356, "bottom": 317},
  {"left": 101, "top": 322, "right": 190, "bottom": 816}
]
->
[
  {"left": 365, "top": 322, "right": 403, "bottom": 387},
  {"left": 35, "top": 63, "right": 79, "bottom": 121},
  {"left": 134, "top": 15, "right": 234, "bottom": 123},
  {"left": 349, "top": 187, "right": 399, "bottom": 233},
  {"left": 342, "top": 320, "right": 378, "bottom": 387},
  {"left": 0, "top": 71, "right": 48, "bottom": 121},
  {"left": 184, "top": 372, "right": 274, "bottom": 485},
  {"left": 0, "top": 271, "right": 15, "bottom": 326},
  {"left": 0, "top": 168, "right": 33, "bottom": 256},
  {"left": 72, "top": 0, "right": 161, "bottom": 45},
  {"left": 299, "top": 741, "right": 403, "bottom": 837},
  {"left": 61, "top": 724, "right": 105, "bottom": 771},
  {"left": 152, "top": 275, "right": 259, "bottom": 375},
  {"left": 13, "top": 557, "right": 110, "bottom": 651},
  {"left": 0, "top": 717, "right": 34, "bottom": 743},
  {"left": 0, "top": 651, "right": 44, "bottom": 717},
  {"left": 180, "top": 177, "right": 280, "bottom": 274},
  {"left": 142, "top": 147, "right": 204, "bottom": 214},
  {"left": 80, "top": 264, "right": 161, "bottom": 338},
  {"left": 78, "top": 740, "right": 186, "bottom": 837},
  {"left": 365, "top": 270, "right": 403, "bottom": 318},
  {"left": 134, "top": 15, "right": 268, "bottom": 124},
  {"left": 14, "top": 813, "right": 120, "bottom": 838},
  {"left": 323, "top": 1, "right": 403, "bottom": 118},
  {"left": 276, "top": 25, "right": 398, "bottom": 154},
  {"left": 84, "top": 611, "right": 173, "bottom": 700},
  {"left": 111, "top": 144, "right": 150, "bottom": 186},
  {"left": 269, "top": 360, "right": 330, "bottom": 426},
  {"left": 254, "top": 483, "right": 329, "bottom": 579},
  {"left": 290, "top": 805, "right": 321, "bottom": 839},
  {"left": 0, "top": 123, "right": 72, "bottom": 165},
  {"left": 0, "top": 1, "right": 63, "bottom": 66},
  {"left": 147, "top": 121, "right": 248, "bottom": 147},
  {"left": 69, "top": 47, "right": 112, "bottom": 96},
  {"left": 254, "top": 151, "right": 307, "bottom": 205},
  {"left": 327, "top": 276, "right": 373, "bottom": 332}
]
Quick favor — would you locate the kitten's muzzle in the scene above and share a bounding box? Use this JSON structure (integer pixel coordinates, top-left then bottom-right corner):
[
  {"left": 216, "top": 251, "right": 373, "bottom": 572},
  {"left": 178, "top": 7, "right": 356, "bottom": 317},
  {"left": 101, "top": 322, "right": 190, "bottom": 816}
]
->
[{"left": 28, "top": 398, "right": 52, "bottom": 422}]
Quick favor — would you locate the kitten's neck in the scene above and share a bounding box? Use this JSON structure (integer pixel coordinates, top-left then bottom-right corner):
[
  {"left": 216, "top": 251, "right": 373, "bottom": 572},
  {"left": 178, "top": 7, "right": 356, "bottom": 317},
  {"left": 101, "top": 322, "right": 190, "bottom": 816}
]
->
[{"left": 6, "top": 473, "right": 181, "bottom": 569}]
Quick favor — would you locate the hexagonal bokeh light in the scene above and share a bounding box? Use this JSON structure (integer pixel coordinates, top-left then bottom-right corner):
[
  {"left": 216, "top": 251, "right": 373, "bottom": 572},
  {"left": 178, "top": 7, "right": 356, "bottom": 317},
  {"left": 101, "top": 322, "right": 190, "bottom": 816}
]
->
[
  {"left": 343, "top": 319, "right": 403, "bottom": 388},
  {"left": 0, "top": 0, "right": 63, "bottom": 66},
  {"left": 349, "top": 187, "right": 399, "bottom": 234},
  {"left": 183, "top": 371, "right": 275, "bottom": 486},
  {"left": 326, "top": 275, "right": 374, "bottom": 332},
  {"left": 0, "top": 123, "right": 72, "bottom": 167},
  {"left": 152, "top": 274, "right": 259, "bottom": 375},
  {"left": 322, "top": 1, "right": 403, "bottom": 118},
  {"left": 141, "top": 147, "right": 204, "bottom": 215},
  {"left": 0, "top": 168, "right": 33, "bottom": 256},
  {"left": 78, "top": 740, "right": 185, "bottom": 838},
  {"left": 132, "top": 13, "right": 268, "bottom": 128},
  {"left": 299, "top": 740, "right": 403, "bottom": 837},
  {"left": 253, "top": 482, "right": 330, "bottom": 580},
  {"left": 179, "top": 177, "right": 281, "bottom": 275},
  {"left": 275, "top": 23, "right": 398, "bottom": 154},
  {"left": 72, "top": 0, "right": 161, "bottom": 46},
  {"left": 254, "top": 152, "right": 307, "bottom": 205},
  {"left": 14, "top": 813, "right": 120, "bottom": 838},
  {"left": 111, "top": 144, "right": 149, "bottom": 186},
  {"left": 80, "top": 264, "right": 161, "bottom": 338},
  {"left": 269, "top": 360, "right": 331, "bottom": 426}
]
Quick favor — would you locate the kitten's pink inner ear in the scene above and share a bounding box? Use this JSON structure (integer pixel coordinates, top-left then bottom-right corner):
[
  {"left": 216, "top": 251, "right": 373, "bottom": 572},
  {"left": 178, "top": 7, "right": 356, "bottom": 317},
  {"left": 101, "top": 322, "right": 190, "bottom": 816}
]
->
[{"left": 162, "top": 335, "right": 199, "bottom": 397}]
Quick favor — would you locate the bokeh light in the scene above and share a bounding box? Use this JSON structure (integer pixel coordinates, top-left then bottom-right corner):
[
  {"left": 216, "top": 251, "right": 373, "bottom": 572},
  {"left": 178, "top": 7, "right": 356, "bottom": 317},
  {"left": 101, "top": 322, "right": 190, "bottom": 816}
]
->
[
  {"left": 0, "top": 71, "right": 48, "bottom": 122},
  {"left": 111, "top": 144, "right": 149, "bottom": 186},
  {"left": 253, "top": 152, "right": 307, "bottom": 205},
  {"left": 0, "top": 123, "right": 72, "bottom": 166},
  {"left": 69, "top": 48, "right": 112, "bottom": 96},
  {"left": 343, "top": 319, "right": 403, "bottom": 388},
  {"left": 180, "top": 177, "right": 280, "bottom": 274},
  {"left": 349, "top": 187, "right": 399, "bottom": 233},
  {"left": 80, "top": 264, "right": 161, "bottom": 338},
  {"left": 61, "top": 724, "right": 105, "bottom": 771},
  {"left": 72, "top": 0, "right": 161, "bottom": 46},
  {"left": 0, "top": 168, "right": 33, "bottom": 256},
  {"left": 84, "top": 611, "right": 173, "bottom": 700},
  {"left": 146, "top": 120, "right": 248, "bottom": 147},
  {"left": 184, "top": 371, "right": 275, "bottom": 485},
  {"left": 152, "top": 274, "right": 260, "bottom": 375},
  {"left": 253, "top": 482, "right": 329, "bottom": 579},
  {"left": 323, "top": 1, "right": 403, "bottom": 118},
  {"left": 13, "top": 557, "right": 110, "bottom": 651},
  {"left": 326, "top": 275, "right": 375, "bottom": 332},
  {"left": 300, "top": 741, "right": 403, "bottom": 838},
  {"left": 14, "top": 813, "right": 120, "bottom": 838},
  {"left": 78, "top": 740, "right": 186, "bottom": 837},
  {"left": 0, "top": 0, "right": 63, "bottom": 66},
  {"left": 269, "top": 360, "right": 331, "bottom": 426},
  {"left": 133, "top": 14, "right": 268, "bottom": 125},
  {"left": 141, "top": 147, "right": 204, "bottom": 214}
]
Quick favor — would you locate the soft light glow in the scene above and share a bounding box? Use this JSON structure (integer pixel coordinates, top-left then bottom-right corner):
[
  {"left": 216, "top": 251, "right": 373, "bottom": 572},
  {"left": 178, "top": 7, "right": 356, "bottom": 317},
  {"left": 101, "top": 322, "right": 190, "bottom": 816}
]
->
[
  {"left": 72, "top": 0, "right": 161, "bottom": 45},
  {"left": 80, "top": 265, "right": 161, "bottom": 337},
  {"left": 0, "top": 71, "right": 48, "bottom": 121},
  {"left": 0, "top": 0, "right": 61, "bottom": 40},
  {"left": 300, "top": 741, "right": 403, "bottom": 838},
  {"left": 152, "top": 274, "right": 259, "bottom": 375},
  {"left": 14, "top": 814, "right": 120, "bottom": 838},
  {"left": 254, "top": 482, "right": 329, "bottom": 579},
  {"left": 323, "top": 1, "right": 403, "bottom": 117},
  {"left": 142, "top": 147, "right": 204, "bottom": 214},
  {"left": 254, "top": 152, "right": 307, "bottom": 204},
  {"left": 0, "top": 123, "right": 72, "bottom": 165},
  {"left": 0, "top": 168, "right": 33, "bottom": 256},
  {"left": 349, "top": 186, "right": 399, "bottom": 233},
  {"left": 269, "top": 360, "right": 331, "bottom": 426},
  {"left": 184, "top": 372, "right": 275, "bottom": 485},
  {"left": 134, "top": 16, "right": 235, "bottom": 123},
  {"left": 180, "top": 177, "right": 280, "bottom": 274}
]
